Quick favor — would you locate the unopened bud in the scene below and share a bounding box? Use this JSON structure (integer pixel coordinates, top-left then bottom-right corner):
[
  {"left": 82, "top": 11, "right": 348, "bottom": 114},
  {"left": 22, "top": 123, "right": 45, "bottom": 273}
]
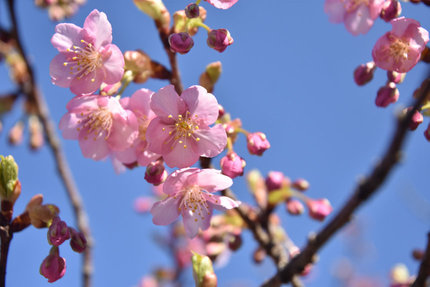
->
[
  {"left": 69, "top": 228, "right": 87, "bottom": 253},
  {"left": 402, "top": 107, "right": 423, "bottom": 131},
  {"left": 306, "top": 198, "right": 333, "bottom": 221},
  {"left": 39, "top": 246, "right": 66, "bottom": 283},
  {"left": 412, "top": 249, "right": 424, "bottom": 261},
  {"left": 353, "top": 62, "right": 376, "bottom": 86},
  {"left": 286, "top": 199, "right": 305, "bottom": 215},
  {"left": 173, "top": 7, "right": 207, "bottom": 36},
  {"left": 265, "top": 171, "right": 286, "bottom": 191},
  {"left": 228, "top": 233, "right": 242, "bottom": 251},
  {"left": 380, "top": 0, "right": 402, "bottom": 22},
  {"left": 0, "top": 155, "right": 19, "bottom": 201},
  {"left": 207, "top": 29, "right": 234, "bottom": 52},
  {"left": 253, "top": 247, "right": 266, "bottom": 264},
  {"left": 47, "top": 217, "right": 70, "bottom": 246},
  {"left": 8, "top": 121, "right": 24, "bottom": 145},
  {"left": 220, "top": 151, "right": 246, "bottom": 179},
  {"left": 217, "top": 104, "right": 225, "bottom": 119},
  {"left": 26, "top": 194, "right": 59, "bottom": 228},
  {"left": 199, "top": 61, "right": 222, "bottom": 93},
  {"left": 168, "top": 32, "right": 194, "bottom": 54},
  {"left": 375, "top": 82, "right": 399, "bottom": 107},
  {"left": 387, "top": 70, "right": 406, "bottom": 84},
  {"left": 390, "top": 263, "right": 410, "bottom": 284},
  {"left": 247, "top": 132, "right": 270, "bottom": 156},
  {"left": 292, "top": 178, "right": 310, "bottom": 191},
  {"left": 201, "top": 272, "right": 217, "bottom": 287},
  {"left": 124, "top": 50, "right": 152, "bottom": 83},
  {"left": 133, "top": 0, "right": 170, "bottom": 30},
  {"left": 29, "top": 115, "right": 44, "bottom": 150},
  {"left": 185, "top": 3, "right": 200, "bottom": 18},
  {"left": 145, "top": 160, "right": 167, "bottom": 185},
  {"left": 424, "top": 124, "right": 430, "bottom": 141},
  {"left": 192, "top": 252, "right": 216, "bottom": 287}
]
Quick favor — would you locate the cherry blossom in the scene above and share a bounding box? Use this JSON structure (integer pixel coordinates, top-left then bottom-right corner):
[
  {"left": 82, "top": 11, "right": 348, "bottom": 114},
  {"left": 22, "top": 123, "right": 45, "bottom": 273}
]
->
[
  {"left": 324, "top": 0, "right": 384, "bottom": 35},
  {"left": 146, "top": 85, "right": 227, "bottom": 168},
  {"left": 59, "top": 95, "right": 138, "bottom": 161},
  {"left": 50, "top": 9, "right": 124, "bottom": 95},
  {"left": 372, "top": 17, "right": 429, "bottom": 73},
  {"left": 205, "top": 0, "right": 238, "bottom": 9},
  {"left": 150, "top": 168, "right": 240, "bottom": 238}
]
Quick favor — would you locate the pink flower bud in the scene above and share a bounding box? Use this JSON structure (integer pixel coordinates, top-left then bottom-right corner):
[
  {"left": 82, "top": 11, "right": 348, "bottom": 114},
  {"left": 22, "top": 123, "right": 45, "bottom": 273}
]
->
[
  {"left": 207, "top": 29, "right": 234, "bottom": 52},
  {"left": 220, "top": 151, "right": 246, "bottom": 179},
  {"left": 253, "top": 247, "right": 266, "bottom": 264},
  {"left": 403, "top": 107, "right": 423, "bottom": 131},
  {"left": 47, "top": 217, "right": 70, "bottom": 246},
  {"left": 228, "top": 233, "right": 242, "bottom": 251},
  {"left": 380, "top": 0, "right": 402, "bottom": 23},
  {"left": 424, "top": 124, "right": 430, "bottom": 141},
  {"left": 8, "top": 121, "right": 24, "bottom": 146},
  {"left": 306, "top": 198, "right": 333, "bottom": 221},
  {"left": 145, "top": 160, "right": 167, "bottom": 186},
  {"left": 387, "top": 71, "right": 406, "bottom": 84},
  {"left": 375, "top": 82, "right": 399, "bottom": 107},
  {"left": 168, "top": 32, "right": 194, "bottom": 54},
  {"left": 218, "top": 104, "right": 225, "bottom": 119},
  {"left": 247, "top": 132, "right": 270, "bottom": 156},
  {"left": 292, "top": 178, "right": 309, "bottom": 191},
  {"left": 69, "top": 228, "right": 87, "bottom": 253},
  {"left": 185, "top": 3, "right": 200, "bottom": 18},
  {"left": 265, "top": 171, "right": 287, "bottom": 191},
  {"left": 353, "top": 62, "right": 376, "bottom": 86},
  {"left": 39, "top": 247, "right": 66, "bottom": 283},
  {"left": 286, "top": 199, "right": 304, "bottom": 215}
]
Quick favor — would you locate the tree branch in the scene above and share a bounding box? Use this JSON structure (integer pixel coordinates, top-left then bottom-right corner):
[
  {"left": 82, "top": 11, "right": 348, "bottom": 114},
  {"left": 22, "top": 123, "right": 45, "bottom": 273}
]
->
[
  {"left": 6, "top": 0, "right": 93, "bottom": 286},
  {"left": 262, "top": 77, "right": 430, "bottom": 286},
  {"left": 412, "top": 232, "right": 430, "bottom": 287}
]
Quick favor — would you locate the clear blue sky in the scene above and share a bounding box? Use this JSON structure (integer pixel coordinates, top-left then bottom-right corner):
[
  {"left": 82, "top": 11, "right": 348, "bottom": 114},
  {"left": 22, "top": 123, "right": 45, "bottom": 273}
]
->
[{"left": 1, "top": 1, "right": 430, "bottom": 286}]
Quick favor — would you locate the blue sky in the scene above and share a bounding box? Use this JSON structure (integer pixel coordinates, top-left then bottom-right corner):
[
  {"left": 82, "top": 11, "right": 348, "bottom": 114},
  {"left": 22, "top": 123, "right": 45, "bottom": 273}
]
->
[{"left": 1, "top": 1, "right": 430, "bottom": 286}]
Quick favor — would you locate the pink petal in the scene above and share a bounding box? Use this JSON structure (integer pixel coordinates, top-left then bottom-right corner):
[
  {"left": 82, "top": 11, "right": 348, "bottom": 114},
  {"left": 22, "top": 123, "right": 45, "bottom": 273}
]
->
[
  {"left": 391, "top": 17, "right": 419, "bottom": 37},
  {"left": 83, "top": 9, "right": 112, "bottom": 48},
  {"left": 190, "top": 169, "right": 233, "bottom": 193},
  {"left": 146, "top": 118, "right": 175, "bottom": 154},
  {"left": 78, "top": 132, "right": 110, "bottom": 160},
  {"left": 344, "top": 4, "right": 372, "bottom": 36},
  {"left": 59, "top": 113, "right": 81, "bottom": 139},
  {"left": 50, "top": 53, "right": 75, "bottom": 88},
  {"left": 129, "top": 89, "right": 154, "bottom": 117},
  {"left": 324, "top": 0, "right": 346, "bottom": 23},
  {"left": 70, "top": 70, "right": 104, "bottom": 96},
  {"left": 369, "top": 0, "right": 384, "bottom": 19},
  {"left": 112, "top": 147, "right": 137, "bottom": 164},
  {"left": 150, "top": 85, "right": 186, "bottom": 119},
  {"left": 66, "top": 95, "right": 99, "bottom": 112},
  {"left": 151, "top": 196, "right": 180, "bottom": 225},
  {"left": 51, "top": 23, "right": 83, "bottom": 52},
  {"left": 205, "top": 0, "right": 238, "bottom": 9},
  {"left": 137, "top": 149, "right": 159, "bottom": 166},
  {"left": 163, "top": 138, "right": 200, "bottom": 168},
  {"left": 163, "top": 168, "right": 200, "bottom": 195},
  {"left": 101, "top": 44, "right": 124, "bottom": 85},
  {"left": 182, "top": 207, "right": 212, "bottom": 238},
  {"left": 181, "top": 86, "right": 219, "bottom": 125},
  {"left": 194, "top": 124, "right": 227, "bottom": 158},
  {"left": 206, "top": 194, "right": 240, "bottom": 211},
  {"left": 108, "top": 110, "right": 139, "bottom": 151}
]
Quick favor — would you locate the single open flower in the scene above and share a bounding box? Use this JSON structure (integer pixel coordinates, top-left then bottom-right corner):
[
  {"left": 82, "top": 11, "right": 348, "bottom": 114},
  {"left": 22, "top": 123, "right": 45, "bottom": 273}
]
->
[
  {"left": 372, "top": 17, "right": 429, "bottom": 73},
  {"left": 324, "top": 0, "right": 384, "bottom": 35},
  {"left": 146, "top": 85, "right": 227, "bottom": 168},
  {"left": 150, "top": 168, "right": 240, "bottom": 238},
  {"left": 59, "top": 94, "right": 138, "bottom": 161},
  {"left": 50, "top": 9, "right": 124, "bottom": 95}
]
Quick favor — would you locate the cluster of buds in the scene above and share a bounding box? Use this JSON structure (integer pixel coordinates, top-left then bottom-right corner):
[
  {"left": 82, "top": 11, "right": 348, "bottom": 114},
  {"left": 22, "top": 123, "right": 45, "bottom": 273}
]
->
[
  {"left": 7, "top": 114, "right": 45, "bottom": 150},
  {"left": 34, "top": 0, "right": 86, "bottom": 21},
  {"left": 167, "top": 2, "right": 234, "bottom": 54}
]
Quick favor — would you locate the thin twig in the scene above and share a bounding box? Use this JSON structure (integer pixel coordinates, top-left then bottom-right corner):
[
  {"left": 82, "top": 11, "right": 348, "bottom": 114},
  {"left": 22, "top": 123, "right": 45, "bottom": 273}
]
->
[
  {"left": 262, "top": 78, "right": 430, "bottom": 286},
  {"left": 0, "top": 213, "right": 12, "bottom": 287},
  {"left": 6, "top": 0, "right": 93, "bottom": 286},
  {"left": 411, "top": 232, "right": 430, "bottom": 287}
]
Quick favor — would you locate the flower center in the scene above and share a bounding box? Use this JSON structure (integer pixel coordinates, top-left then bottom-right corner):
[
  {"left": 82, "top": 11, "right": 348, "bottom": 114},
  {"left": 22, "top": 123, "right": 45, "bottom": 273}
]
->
[
  {"left": 164, "top": 111, "right": 201, "bottom": 149},
  {"left": 178, "top": 185, "right": 210, "bottom": 222},
  {"left": 344, "top": 0, "right": 369, "bottom": 12},
  {"left": 389, "top": 37, "right": 410, "bottom": 63},
  {"left": 63, "top": 39, "right": 102, "bottom": 81},
  {"left": 77, "top": 107, "right": 113, "bottom": 141}
]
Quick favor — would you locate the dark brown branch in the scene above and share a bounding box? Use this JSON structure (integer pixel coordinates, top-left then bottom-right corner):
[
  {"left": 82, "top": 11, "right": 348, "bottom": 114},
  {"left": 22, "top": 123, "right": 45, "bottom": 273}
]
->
[
  {"left": 0, "top": 225, "right": 12, "bottom": 287},
  {"left": 262, "top": 78, "right": 430, "bottom": 286},
  {"left": 154, "top": 21, "right": 183, "bottom": 94},
  {"left": 412, "top": 232, "right": 430, "bottom": 287},
  {"left": 6, "top": 0, "right": 93, "bottom": 286}
]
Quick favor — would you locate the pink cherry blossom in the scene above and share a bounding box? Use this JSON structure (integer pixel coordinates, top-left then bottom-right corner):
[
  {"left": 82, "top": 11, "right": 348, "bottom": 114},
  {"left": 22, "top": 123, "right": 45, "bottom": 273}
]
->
[
  {"left": 150, "top": 168, "right": 240, "bottom": 238},
  {"left": 205, "top": 0, "right": 238, "bottom": 9},
  {"left": 372, "top": 17, "right": 429, "bottom": 73},
  {"left": 146, "top": 85, "right": 227, "bottom": 168},
  {"left": 50, "top": 9, "right": 124, "bottom": 96},
  {"left": 59, "top": 94, "right": 138, "bottom": 161},
  {"left": 113, "top": 89, "right": 160, "bottom": 166},
  {"left": 324, "top": 0, "right": 384, "bottom": 35}
]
